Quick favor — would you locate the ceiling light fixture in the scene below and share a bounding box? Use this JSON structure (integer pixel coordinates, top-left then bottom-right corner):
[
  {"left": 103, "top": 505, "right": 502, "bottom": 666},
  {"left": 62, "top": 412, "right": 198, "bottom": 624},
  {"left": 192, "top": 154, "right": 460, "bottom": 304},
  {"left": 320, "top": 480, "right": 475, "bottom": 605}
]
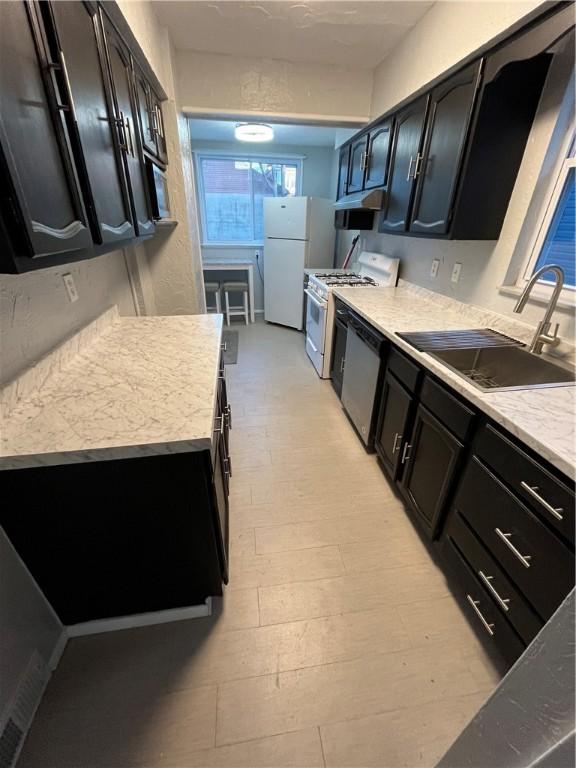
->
[{"left": 235, "top": 123, "right": 274, "bottom": 142}]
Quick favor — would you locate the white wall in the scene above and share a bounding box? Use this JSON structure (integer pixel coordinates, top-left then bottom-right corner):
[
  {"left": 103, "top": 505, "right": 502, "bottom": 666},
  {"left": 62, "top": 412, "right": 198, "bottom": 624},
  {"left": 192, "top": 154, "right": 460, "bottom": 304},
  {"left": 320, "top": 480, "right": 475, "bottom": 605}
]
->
[
  {"left": 342, "top": 1, "right": 575, "bottom": 344},
  {"left": 193, "top": 140, "right": 335, "bottom": 311},
  {"left": 176, "top": 49, "right": 372, "bottom": 123}
]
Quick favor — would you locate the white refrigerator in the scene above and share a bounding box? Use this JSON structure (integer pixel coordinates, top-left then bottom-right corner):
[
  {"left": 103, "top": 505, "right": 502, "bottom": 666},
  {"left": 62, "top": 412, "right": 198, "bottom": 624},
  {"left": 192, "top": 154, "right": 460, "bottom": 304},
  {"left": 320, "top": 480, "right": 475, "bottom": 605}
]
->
[{"left": 263, "top": 196, "right": 334, "bottom": 330}]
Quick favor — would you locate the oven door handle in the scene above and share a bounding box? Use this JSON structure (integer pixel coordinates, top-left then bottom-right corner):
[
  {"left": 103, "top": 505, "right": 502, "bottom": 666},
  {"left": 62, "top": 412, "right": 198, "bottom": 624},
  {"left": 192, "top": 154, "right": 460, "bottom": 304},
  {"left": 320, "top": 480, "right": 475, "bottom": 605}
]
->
[{"left": 305, "top": 288, "right": 328, "bottom": 309}]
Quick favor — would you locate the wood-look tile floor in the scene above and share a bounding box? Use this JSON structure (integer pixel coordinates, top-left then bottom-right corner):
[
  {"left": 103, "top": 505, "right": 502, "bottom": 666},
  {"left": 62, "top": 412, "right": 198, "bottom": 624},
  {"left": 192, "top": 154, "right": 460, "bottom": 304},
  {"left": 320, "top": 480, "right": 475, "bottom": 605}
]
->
[{"left": 19, "top": 320, "right": 501, "bottom": 768}]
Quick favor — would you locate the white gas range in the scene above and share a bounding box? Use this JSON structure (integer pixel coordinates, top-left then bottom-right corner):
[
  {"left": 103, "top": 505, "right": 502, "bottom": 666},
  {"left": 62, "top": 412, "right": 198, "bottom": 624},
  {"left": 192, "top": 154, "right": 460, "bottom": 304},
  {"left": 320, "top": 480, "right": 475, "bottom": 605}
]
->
[{"left": 305, "top": 252, "right": 399, "bottom": 378}]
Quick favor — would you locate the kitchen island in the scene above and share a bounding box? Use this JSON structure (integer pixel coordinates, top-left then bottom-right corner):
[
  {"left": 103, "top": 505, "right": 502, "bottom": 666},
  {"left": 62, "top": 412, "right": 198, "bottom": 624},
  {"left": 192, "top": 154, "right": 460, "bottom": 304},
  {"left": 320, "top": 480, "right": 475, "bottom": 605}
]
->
[{"left": 0, "top": 308, "right": 231, "bottom": 629}]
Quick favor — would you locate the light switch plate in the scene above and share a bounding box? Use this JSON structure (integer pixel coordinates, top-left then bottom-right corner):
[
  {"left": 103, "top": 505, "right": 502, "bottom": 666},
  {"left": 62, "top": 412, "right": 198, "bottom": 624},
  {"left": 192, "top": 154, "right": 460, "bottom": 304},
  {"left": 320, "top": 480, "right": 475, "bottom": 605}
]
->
[
  {"left": 62, "top": 273, "right": 79, "bottom": 303},
  {"left": 430, "top": 259, "right": 440, "bottom": 278},
  {"left": 451, "top": 263, "right": 462, "bottom": 284}
]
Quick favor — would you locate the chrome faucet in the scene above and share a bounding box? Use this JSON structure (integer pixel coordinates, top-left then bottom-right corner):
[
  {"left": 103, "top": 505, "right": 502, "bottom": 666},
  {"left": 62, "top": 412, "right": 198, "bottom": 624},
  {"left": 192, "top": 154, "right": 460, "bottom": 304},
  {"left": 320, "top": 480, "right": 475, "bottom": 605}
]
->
[{"left": 513, "top": 264, "right": 565, "bottom": 355}]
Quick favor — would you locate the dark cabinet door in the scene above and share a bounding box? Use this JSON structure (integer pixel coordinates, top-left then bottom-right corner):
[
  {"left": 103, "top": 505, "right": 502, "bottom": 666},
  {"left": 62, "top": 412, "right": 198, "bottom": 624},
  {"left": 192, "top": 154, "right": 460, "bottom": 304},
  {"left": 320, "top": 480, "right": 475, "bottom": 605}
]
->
[
  {"left": 378, "top": 96, "right": 428, "bottom": 233},
  {"left": 347, "top": 135, "right": 369, "bottom": 194},
  {"left": 375, "top": 371, "right": 414, "bottom": 479},
  {"left": 364, "top": 119, "right": 393, "bottom": 190},
  {"left": 0, "top": 0, "right": 92, "bottom": 266},
  {"left": 336, "top": 145, "right": 350, "bottom": 199},
  {"left": 134, "top": 65, "right": 156, "bottom": 157},
  {"left": 47, "top": 0, "right": 135, "bottom": 246},
  {"left": 100, "top": 13, "right": 154, "bottom": 237},
  {"left": 409, "top": 63, "right": 481, "bottom": 235},
  {"left": 330, "top": 319, "right": 347, "bottom": 398},
  {"left": 149, "top": 89, "right": 168, "bottom": 165},
  {"left": 400, "top": 404, "right": 463, "bottom": 536}
]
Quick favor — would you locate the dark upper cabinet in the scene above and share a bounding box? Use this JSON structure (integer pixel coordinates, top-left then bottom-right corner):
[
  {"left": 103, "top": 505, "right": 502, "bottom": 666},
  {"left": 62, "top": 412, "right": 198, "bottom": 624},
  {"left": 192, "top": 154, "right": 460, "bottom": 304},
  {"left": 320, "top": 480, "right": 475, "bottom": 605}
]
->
[
  {"left": 374, "top": 371, "right": 414, "bottom": 480},
  {"left": 336, "top": 145, "right": 350, "bottom": 200},
  {"left": 133, "top": 63, "right": 167, "bottom": 166},
  {"left": 399, "top": 404, "right": 464, "bottom": 535},
  {"left": 364, "top": 118, "right": 393, "bottom": 190},
  {"left": 347, "top": 134, "right": 369, "bottom": 194},
  {"left": 378, "top": 96, "right": 428, "bottom": 233},
  {"left": 46, "top": 0, "right": 136, "bottom": 246},
  {"left": 100, "top": 12, "right": 154, "bottom": 237},
  {"left": 0, "top": 0, "right": 92, "bottom": 272},
  {"left": 409, "top": 62, "right": 481, "bottom": 236}
]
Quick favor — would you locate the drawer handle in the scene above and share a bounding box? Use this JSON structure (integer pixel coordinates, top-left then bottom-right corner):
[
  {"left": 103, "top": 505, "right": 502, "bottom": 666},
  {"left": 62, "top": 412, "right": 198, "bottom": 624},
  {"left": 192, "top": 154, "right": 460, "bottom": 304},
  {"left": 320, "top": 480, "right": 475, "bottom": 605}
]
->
[
  {"left": 495, "top": 528, "right": 532, "bottom": 569},
  {"left": 221, "top": 342, "right": 227, "bottom": 352},
  {"left": 520, "top": 482, "right": 564, "bottom": 522},
  {"left": 214, "top": 415, "right": 224, "bottom": 437},
  {"left": 392, "top": 433, "right": 402, "bottom": 454},
  {"left": 479, "top": 571, "right": 510, "bottom": 612},
  {"left": 466, "top": 595, "right": 495, "bottom": 636}
]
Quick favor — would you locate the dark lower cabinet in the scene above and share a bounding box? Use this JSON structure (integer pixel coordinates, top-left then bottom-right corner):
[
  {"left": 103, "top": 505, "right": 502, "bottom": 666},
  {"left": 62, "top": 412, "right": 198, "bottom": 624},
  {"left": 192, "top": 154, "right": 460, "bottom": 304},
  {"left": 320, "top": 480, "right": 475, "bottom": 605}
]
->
[
  {"left": 330, "top": 315, "right": 348, "bottom": 398},
  {"left": 0, "top": 0, "right": 93, "bottom": 271},
  {"left": 0, "top": 450, "right": 228, "bottom": 625},
  {"left": 399, "top": 404, "right": 464, "bottom": 535},
  {"left": 374, "top": 371, "right": 414, "bottom": 480}
]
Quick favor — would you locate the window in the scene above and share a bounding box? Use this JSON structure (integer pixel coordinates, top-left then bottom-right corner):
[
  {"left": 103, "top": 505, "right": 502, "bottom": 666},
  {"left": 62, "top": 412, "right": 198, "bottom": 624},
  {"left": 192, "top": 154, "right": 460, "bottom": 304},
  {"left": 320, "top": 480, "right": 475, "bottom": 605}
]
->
[
  {"left": 523, "top": 136, "right": 576, "bottom": 292},
  {"left": 195, "top": 154, "right": 302, "bottom": 245}
]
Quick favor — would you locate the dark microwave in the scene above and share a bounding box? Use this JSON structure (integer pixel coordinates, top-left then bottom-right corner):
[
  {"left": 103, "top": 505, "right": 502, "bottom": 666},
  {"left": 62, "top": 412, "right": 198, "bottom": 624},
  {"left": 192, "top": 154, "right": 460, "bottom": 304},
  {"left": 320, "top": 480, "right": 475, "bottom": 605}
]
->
[{"left": 146, "top": 160, "right": 170, "bottom": 220}]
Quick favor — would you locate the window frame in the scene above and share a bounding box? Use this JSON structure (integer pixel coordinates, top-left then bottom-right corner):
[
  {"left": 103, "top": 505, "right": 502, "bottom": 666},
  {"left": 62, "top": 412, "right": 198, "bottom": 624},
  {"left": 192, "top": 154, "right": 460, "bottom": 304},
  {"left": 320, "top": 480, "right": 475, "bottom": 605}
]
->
[
  {"left": 194, "top": 150, "right": 304, "bottom": 247},
  {"left": 517, "top": 129, "right": 575, "bottom": 303}
]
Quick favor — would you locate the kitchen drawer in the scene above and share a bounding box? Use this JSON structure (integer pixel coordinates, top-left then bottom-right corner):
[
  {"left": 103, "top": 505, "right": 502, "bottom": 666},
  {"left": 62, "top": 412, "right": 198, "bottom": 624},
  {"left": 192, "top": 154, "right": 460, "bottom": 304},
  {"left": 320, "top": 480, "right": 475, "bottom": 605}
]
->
[
  {"left": 475, "top": 424, "right": 575, "bottom": 547},
  {"left": 455, "top": 456, "right": 574, "bottom": 621},
  {"left": 443, "top": 535, "right": 525, "bottom": 666},
  {"left": 387, "top": 347, "right": 421, "bottom": 392},
  {"left": 420, "top": 376, "right": 475, "bottom": 441},
  {"left": 446, "top": 510, "right": 543, "bottom": 645}
]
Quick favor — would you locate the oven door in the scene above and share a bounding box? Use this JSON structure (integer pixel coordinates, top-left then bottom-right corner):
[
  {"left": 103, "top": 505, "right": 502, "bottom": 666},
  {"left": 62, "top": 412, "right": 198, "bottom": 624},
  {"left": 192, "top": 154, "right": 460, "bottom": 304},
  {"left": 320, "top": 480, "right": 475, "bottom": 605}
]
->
[{"left": 305, "top": 288, "right": 328, "bottom": 354}]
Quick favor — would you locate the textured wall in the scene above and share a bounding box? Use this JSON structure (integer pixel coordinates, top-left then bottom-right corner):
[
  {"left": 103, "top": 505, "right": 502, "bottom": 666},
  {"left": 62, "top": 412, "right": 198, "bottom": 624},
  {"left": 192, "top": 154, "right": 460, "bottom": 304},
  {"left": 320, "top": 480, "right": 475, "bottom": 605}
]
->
[
  {"left": 370, "top": 1, "right": 544, "bottom": 118},
  {"left": 115, "top": 3, "right": 205, "bottom": 316},
  {"left": 0, "top": 252, "right": 135, "bottom": 385},
  {"left": 176, "top": 49, "right": 372, "bottom": 121}
]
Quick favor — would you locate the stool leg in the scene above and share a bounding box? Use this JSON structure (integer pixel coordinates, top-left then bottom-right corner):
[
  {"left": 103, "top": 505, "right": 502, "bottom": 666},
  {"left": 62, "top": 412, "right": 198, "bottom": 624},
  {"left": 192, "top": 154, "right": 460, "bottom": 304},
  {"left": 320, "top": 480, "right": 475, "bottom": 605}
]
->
[
  {"left": 243, "top": 290, "right": 249, "bottom": 325},
  {"left": 215, "top": 290, "right": 221, "bottom": 314},
  {"left": 225, "top": 291, "right": 231, "bottom": 326}
]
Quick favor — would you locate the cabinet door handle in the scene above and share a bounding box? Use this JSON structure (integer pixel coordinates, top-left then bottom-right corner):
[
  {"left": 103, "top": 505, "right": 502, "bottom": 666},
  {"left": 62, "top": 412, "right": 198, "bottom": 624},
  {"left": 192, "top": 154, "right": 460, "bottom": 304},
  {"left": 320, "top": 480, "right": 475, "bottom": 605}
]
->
[
  {"left": 407, "top": 155, "right": 416, "bottom": 181},
  {"left": 340, "top": 357, "right": 345, "bottom": 373},
  {"left": 401, "top": 442, "right": 412, "bottom": 463},
  {"left": 155, "top": 105, "right": 164, "bottom": 139},
  {"left": 520, "top": 482, "right": 564, "bottom": 521},
  {"left": 479, "top": 571, "right": 510, "bottom": 612},
  {"left": 495, "top": 528, "right": 532, "bottom": 568},
  {"left": 466, "top": 595, "right": 495, "bottom": 636},
  {"left": 225, "top": 404, "right": 232, "bottom": 429},
  {"left": 213, "top": 415, "right": 224, "bottom": 437},
  {"left": 392, "top": 433, "right": 402, "bottom": 454},
  {"left": 221, "top": 342, "right": 227, "bottom": 352},
  {"left": 413, "top": 153, "right": 424, "bottom": 178}
]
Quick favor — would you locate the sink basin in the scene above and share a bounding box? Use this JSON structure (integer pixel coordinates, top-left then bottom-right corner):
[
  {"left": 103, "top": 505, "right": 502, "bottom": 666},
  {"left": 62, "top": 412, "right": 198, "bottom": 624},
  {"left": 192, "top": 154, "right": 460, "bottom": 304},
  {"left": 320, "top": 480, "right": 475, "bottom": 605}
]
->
[{"left": 429, "top": 346, "right": 576, "bottom": 392}]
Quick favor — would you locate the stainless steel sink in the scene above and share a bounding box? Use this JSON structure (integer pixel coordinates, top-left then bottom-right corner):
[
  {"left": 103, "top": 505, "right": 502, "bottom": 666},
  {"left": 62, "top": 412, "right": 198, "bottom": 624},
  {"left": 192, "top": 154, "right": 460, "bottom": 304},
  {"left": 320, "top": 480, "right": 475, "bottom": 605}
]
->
[{"left": 429, "top": 346, "right": 576, "bottom": 392}]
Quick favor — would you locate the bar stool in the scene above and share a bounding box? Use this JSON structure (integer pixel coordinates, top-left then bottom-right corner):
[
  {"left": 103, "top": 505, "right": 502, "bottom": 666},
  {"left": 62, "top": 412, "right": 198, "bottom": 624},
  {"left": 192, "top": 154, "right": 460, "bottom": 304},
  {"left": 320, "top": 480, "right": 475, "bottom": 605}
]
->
[
  {"left": 222, "top": 281, "right": 249, "bottom": 326},
  {"left": 205, "top": 281, "right": 222, "bottom": 314}
]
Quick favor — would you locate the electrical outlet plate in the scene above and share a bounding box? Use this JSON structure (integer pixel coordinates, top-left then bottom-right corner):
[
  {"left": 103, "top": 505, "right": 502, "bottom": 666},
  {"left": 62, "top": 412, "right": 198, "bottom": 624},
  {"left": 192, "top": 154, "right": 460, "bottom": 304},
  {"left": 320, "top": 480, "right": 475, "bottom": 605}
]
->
[
  {"left": 451, "top": 262, "right": 462, "bottom": 284},
  {"left": 62, "top": 273, "right": 79, "bottom": 303},
  {"left": 430, "top": 259, "right": 440, "bottom": 278}
]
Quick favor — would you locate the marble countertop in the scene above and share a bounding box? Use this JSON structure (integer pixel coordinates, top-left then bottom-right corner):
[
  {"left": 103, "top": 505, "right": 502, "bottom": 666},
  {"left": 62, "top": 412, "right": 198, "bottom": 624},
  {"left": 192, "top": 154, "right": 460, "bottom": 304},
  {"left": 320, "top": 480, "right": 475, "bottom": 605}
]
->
[
  {"left": 0, "top": 308, "right": 223, "bottom": 471},
  {"left": 333, "top": 284, "right": 575, "bottom": 480}
]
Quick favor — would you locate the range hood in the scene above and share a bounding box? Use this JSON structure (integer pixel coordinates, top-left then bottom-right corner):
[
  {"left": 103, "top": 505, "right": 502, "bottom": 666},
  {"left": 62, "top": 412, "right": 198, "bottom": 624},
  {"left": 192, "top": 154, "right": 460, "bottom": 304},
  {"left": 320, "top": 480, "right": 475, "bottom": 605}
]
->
[{"left": 334, "top": 189, "right": 384, "bottom": 211}]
